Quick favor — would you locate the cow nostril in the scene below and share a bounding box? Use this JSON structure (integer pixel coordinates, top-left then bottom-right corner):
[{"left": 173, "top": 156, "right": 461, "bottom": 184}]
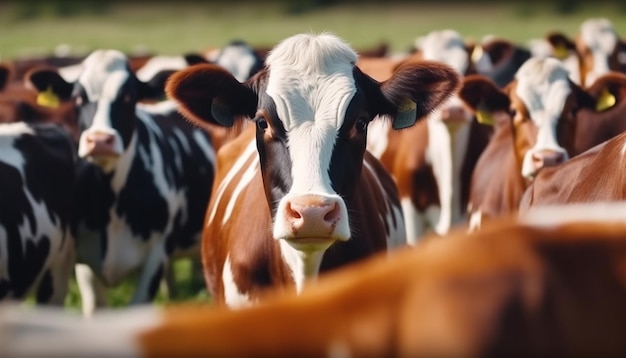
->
[
  {"left": 286, "top": 202, "right": 302, "bottom": 220},
  {"left": 323, "top": 202, "right": 340, "bottom": 223},
  {"left": 104, "top": 136, "right": 114, "bottom": 145}
]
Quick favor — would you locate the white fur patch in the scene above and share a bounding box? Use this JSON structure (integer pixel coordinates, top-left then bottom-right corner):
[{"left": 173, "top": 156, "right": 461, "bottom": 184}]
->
[
  {"left": 418, "top": 29, "right": 470, "bottom": 75},
  {"left": 362, "top": 160, "right": 406, "bottom": 248},
  {"left": 425, "top": 112, "right": 471, "bottom": 236},
  {"left": 520, "top": 202, "right": 626, "bottom": 228},
  {"left": 265, "top": 33, "right": 357, "bottom": 241},
  {"left": 580, "top": 18, "right": 618, "bottom": 85},
  {"left": 215, "top": 43, "right": 258, "bottom": 82},
  {"left": 514, "top": 57, "right": 571, "bottom": 178},
  {"left": 279, "top": 239, "right": 328, "bottom": 293},
  {"left": 206, "top": 139, "right": 257, "bottom": 225},
  {"left": 365, "top": 117, "right": 390, "bottom": 159},
  {"left": 135, "top": 55, "right": 188, "bottom": 82},
  {"left": 0, "top": 304, "right": 160, "bottom": 358},
  {"left": 222, "top": 255, "right": 252, "bottom": 308}
]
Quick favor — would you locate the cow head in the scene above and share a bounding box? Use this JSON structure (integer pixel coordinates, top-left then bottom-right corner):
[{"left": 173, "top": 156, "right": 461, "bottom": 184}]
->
[
  {"left": 576, "top": 18, "right": 626, "bottom": 87},
  {"left": 460, "top": 57, "right": 596, "bottom": 179},
  {"left": 26, "top": 50, "right": 171, "bottom": 172},
  {"left": 167, "top": 33, "right": 459, "bottom": 248},
  {"left": 412, "top": 30, "right": 480, "bottom": 127}
]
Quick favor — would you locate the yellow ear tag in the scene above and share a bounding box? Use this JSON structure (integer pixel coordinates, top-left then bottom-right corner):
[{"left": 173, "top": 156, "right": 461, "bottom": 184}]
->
[
  {"left": 471, "top": 44, "right": 484, "bottom": 63},
  {"left": 596, "top": 88, "right": 616, "bottom": 112},
  {"left": 476, "top": 110, "right": 494, "bottom": 126},
  {"left": 475, "top": 103, "right": 494, "bottom": 126},
  {"left": 552, "top": 44, "right": 569, "bottom": 60},
  {"left": 393, "top": 98, "right": 417, "bottom": 130},
  {"left": 36, "top": 86, "right": 60, "bottom": 109}
]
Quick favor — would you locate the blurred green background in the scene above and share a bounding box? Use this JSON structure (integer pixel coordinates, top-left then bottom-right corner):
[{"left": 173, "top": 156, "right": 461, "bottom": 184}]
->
[{"left": 2, "top": 1, "right": 626, "bottom": 60}]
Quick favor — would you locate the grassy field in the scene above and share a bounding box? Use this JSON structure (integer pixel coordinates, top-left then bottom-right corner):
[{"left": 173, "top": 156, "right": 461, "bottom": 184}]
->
[
  {"left": 7, "top": 1, "right": 626, "bottom": 309},
  {"left": 2, "top": 2, "right": 626, "bottom": 60}
]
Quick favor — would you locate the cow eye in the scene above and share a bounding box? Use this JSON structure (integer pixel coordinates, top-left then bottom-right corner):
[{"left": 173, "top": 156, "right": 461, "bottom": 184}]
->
[
  {"left": 355, "top": 116, "right": 369, "bottom": 133},
  {"left": 257, "top": 117, "right": 268, "bottom": 130},
  {"left": 509, "top": 108, "right": 517, "bottom": 118}
]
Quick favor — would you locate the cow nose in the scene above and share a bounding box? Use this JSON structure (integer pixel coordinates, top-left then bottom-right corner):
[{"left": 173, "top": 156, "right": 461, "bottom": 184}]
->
[
  {"left": 85, "top": 132, "right": 116, "bottom": 156},
  {"left": 284, "top": 195, "right": 341, "bottom": 238},
  {"left": 440, "top": 106, "right": 467, "bottom": 122},
  {"left": 531, "top": 150, "right": 566, "bottom": 169}
]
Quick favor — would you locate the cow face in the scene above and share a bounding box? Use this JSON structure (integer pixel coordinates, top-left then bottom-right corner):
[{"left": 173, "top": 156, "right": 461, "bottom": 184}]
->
[
  {"left": 576, "top": 18, "right": 626, "bottom": 87},
  {"left": 26, "top": 50, "right": 168, "bottom": 172},
  {"left": 460, "top": 58, "right": 597, "bottom": 180},
  {"left": 167, "top": 33, "right": 459, "bottom": 249}
]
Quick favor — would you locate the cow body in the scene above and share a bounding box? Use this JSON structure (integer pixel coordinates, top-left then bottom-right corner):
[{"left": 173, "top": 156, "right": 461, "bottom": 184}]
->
[
  {"left": 365, "top": 30, "right": 493, "bottom": 242},
  {"left": 27, "top": 50, "right": 216, "bottom": 315},
  {"left": 0, "top": 122, "right": 76, "bottom": 304},
  {"left": 5, "top": 202, "right": 626, "bottom": 358},
  {"left": 166, "top": 33, "right": 460, "bottom": 306},
  {"left": 520, "top": 131, "right": 626, "bottom": 209}
]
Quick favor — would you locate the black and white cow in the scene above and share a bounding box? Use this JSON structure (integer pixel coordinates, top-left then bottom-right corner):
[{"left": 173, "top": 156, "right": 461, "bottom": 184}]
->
[
  {"left": 134, "top": 39, "right": 263, "bottom": 85},
  {"left": 0, "top": 122, "right": 76, "bottom": 305},
  {"left": 27, "top": 50, "right": 216, "bottom": 315}
]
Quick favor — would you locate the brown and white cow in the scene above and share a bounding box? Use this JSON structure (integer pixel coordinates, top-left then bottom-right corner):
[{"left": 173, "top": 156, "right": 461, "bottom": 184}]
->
[
  {"left": 459, "top": 57, "right": 603, "bottom": 229},
  {"left": 4, "top": 202, "right": 626, "bottom": 358},
  {"left": 528, "top": 31, "right": 585, "bottom": 86},
  {"left": 364, "top": 30, "right": 493, "bottom": 242},
  {"left": 576, "top": 18, "right": 626, "bottom": 87},
  {"left": 165, "top": 33, "right": 460, "bottom": 307}
]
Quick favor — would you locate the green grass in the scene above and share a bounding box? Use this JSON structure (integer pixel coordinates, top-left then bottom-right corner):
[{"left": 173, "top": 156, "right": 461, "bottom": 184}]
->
[{"left": 2, "top": 2, "right": 626, "bottom": 60}]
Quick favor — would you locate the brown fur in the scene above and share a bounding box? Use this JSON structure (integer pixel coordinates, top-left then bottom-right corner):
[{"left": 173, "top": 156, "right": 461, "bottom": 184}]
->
[
  {"left": 139, "top": 210, "right": 626, "bottom": 358},
  {"left": 520, "top": 131, "right": 626, "bottom": 209}
]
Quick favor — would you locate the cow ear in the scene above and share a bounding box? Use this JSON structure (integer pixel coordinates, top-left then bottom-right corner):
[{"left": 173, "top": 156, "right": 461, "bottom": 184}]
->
[
  {"left": 584, "top": 72, "right": 626, "bottom": 112},
  {"left": 165, "top": 63, "right": 257, "bottom": 128},
  {"left": 375, "top": 60, "right": 460, "bottom": 130},
  {"left": 546, "top": 32, "right": 576, "bottom": 60},
  {"left": 458, "top": 74, "right": 510, "bottom": 126},
  {"left": 0, "top": 64, "right": 10, "bottom": 91},
  {"left": 25, "top": 67, "right": 74, "bottom": 109},
  {"left": 183, "top": 53, "right": 210, "bottom": 66}
]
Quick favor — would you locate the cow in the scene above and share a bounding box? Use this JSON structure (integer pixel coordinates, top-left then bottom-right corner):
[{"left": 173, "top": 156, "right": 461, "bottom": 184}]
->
[
  {"left": 363, "top": 30, "right": 493, "bottom": 242},
  {"left": 528, "top": 31, "right": 584, "bottom": 85},
  {"left": 519, "top": 129, "right": 626, "bottom": 210},
  {"left": 0, "top": 64, "right": 78, "bottom": 139},
  {"left": 25, "top": 49, "right": 217, "bottom": 316},
  {"left": 0, "top": 122, "right": 76, "bottom": 306},
  {"left": 576, "top": 18, "right": 626, "bottom": 87},
  {"left": 165, "top": 32, "right": 460, "bottom": 307},
  {"left": 458, "top": 57, "right": 606, "bottom": 229},
  {"left": 4, "top": 202, "right": 626, "bottom": 358}
]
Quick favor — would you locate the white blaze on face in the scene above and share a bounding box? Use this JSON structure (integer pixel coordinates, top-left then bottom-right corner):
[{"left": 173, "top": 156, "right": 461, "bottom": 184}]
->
[
  {"left": 76, "top": 50, "right": 129, "bottom": 161},
  {"left": 419, "top": 29, "right": 470, "bottom": 75},
  {"left": 215, "top": 43, "right": 258, "bottom": 82},
  {"left": 580, "top": 18, "right": 618, "bottom": 86},
  {"left": 515, "top": 57, "right": 571, "bottom": 178},
  {"left": 265, "top": 33, "right": 358, "bottom": 242}
]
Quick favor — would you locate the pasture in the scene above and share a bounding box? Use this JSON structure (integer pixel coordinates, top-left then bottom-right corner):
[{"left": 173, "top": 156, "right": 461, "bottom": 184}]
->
[
  {"left": 2, "top": 2, "right": 626, "bottom": 59},
  {"left": 3, "top": 1, "right": 626, "bottom": 310}
]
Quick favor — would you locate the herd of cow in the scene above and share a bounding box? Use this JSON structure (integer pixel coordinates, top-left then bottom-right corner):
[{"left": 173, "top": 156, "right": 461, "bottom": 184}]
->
[{"left": 0, "top": 16, "right": 626, "bottom": 357}]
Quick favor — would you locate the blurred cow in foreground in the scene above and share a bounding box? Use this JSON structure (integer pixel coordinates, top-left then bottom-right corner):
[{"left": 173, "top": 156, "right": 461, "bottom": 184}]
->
[{"left": 2, "top": 202, "right": 626, "bottom": 357}]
